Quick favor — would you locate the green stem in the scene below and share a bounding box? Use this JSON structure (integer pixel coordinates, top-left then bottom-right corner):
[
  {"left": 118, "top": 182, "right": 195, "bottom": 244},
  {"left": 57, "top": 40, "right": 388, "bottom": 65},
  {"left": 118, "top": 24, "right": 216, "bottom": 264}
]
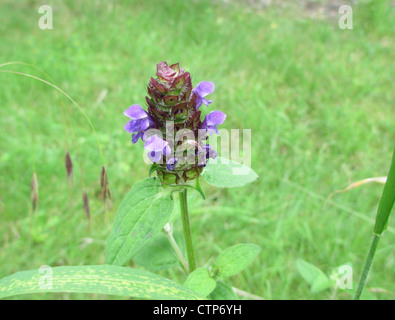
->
[
  {"left": 354, "top": 233, "right": 380, "bottom": 300},
  {"left": 179, "top": 189, "right": 196, "bottom": 273}
]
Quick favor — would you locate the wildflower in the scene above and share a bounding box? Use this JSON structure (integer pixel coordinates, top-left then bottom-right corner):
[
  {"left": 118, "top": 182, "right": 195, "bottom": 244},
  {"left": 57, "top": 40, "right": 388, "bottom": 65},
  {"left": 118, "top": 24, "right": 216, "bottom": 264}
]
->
[
  {"left": 123, "top": 104, "right": 155, "bottom": 143},
  {"left": 192, "top": 81, "right": 215, "bottom": 109},
  {"left": 201, "top": 111, "right": 227, "bottom": 135},
  {"left": 123, "top": 62, "right": 226, "bottom": 184},
  {"left": 144, "top": 135, "right": 171, "bottom": 163},
  {"left": 197, "top": 144, "right": 218, "bottom": 167}
]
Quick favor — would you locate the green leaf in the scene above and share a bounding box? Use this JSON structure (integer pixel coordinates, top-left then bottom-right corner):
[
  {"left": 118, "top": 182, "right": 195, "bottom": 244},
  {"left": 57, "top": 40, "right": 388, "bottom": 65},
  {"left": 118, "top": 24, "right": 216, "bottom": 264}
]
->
[
  {"left": 209, "top": 281, "right": 238, "bottom": 300},
  {"left": 0, "top": 265, "right": 203, "bottom": 300},
  {"left": 296, "top": 259, "right": 333, "bottom": 293},
  {"left": 201, "top": 157, "right": 258, "bottom": 188},
  {"left": 183, "top": 268, "right": 216, "bottom": 298},
  {"left": 374, "top": 148, "right": 395, "bottom": 235},
  {"left": 214, "top": 243, "right": 261, "bottom": 277},
  {"left": 105, "top": 178, "right": 174, "bottom": 266},
  {"left": 133, "top": 234, "right": 179, "bottom": 271}
]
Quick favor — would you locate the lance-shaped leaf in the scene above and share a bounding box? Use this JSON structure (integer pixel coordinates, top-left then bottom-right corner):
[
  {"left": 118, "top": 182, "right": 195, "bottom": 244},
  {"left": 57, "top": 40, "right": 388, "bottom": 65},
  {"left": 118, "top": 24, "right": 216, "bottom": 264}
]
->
[
  {"left": 201, "top": 157, "right": 258, "bottom": 188},
  {"left": 106, "top": 178, "right": 174, "bottom": 266},
  {"left": 0, "top": 265, "right": 203, "bottom": 300},
  {"left": 214, "top": 243, "right": 261, "bottom": 277},
  {"left": 374, "top": 148, "right": 395, "bottom": 235}
]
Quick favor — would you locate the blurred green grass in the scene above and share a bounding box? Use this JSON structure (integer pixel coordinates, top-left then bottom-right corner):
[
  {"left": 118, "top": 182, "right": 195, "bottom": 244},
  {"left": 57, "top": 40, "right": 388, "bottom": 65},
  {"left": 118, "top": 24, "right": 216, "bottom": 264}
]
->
[{"left": 0, "top": 0, "right": 394, "bottom": 299}]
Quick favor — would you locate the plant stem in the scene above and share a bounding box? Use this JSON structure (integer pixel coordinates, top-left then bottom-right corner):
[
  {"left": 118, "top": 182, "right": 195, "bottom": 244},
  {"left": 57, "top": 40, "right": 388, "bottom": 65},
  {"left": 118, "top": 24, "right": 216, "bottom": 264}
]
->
[
  {"left": 164, "top": 224, "right": 189, "bottom": 273},
  {"left": 354, "top": 233, "right": 380, "bottom": 300},
  {"left": 179, "top": 189, "right": 196, "bottom": 273}
]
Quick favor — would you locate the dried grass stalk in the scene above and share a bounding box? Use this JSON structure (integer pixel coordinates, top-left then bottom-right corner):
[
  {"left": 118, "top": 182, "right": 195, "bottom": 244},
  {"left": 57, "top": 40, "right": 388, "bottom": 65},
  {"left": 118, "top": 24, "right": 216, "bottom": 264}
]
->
[
  {"left": 83, "top": 190, "right": 90, "bottom": 222},
  {"left": 31, "top": 172, "right": 39, "bottom": 212},
  {"left": 65, "top": 151, "right": 73, "bottom": 183},
  {"left": 100, "top": 165, "right": 109, "bottom": 201}
]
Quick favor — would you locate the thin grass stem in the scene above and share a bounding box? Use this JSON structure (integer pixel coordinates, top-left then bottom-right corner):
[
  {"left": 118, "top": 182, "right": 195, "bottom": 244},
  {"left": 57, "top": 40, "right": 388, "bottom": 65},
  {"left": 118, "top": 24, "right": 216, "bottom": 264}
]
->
[{"left": 354, "top": 234, "right": 380, "bottom": 300}]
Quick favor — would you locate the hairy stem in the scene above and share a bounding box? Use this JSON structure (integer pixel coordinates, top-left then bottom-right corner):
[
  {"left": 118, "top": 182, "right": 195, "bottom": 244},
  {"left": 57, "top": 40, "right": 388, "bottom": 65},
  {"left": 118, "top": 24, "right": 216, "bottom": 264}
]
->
[
  {"left": 179, "top": 189, "right": 196, "bottom": 273},
  {"left": 354, "top": 234, "right": 380, "bottom": 300}
]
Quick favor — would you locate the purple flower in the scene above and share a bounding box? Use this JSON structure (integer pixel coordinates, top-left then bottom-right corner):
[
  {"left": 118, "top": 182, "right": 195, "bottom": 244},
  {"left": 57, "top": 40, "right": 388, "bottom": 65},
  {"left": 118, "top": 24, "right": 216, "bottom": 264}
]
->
[
  {"left": 201, "top": 111, "right": 227, "bottom": 135},
  {"left": 192, "top": 81, "right": 214, "bottom": 109},
  {"left": 204, "top": 144, "right": 218, "bottom": 160},
  {"left": 197, "top": 144, "right": 218, "bottom": 166},
  {"left": 124, "top": 104, "right": 155, "bottom": 143},
  {"left": 166, "top": 157, "right": 178, "bottom": 171},
  {"left": 144, "top": 135, "right": 171, "bottom": 163}
]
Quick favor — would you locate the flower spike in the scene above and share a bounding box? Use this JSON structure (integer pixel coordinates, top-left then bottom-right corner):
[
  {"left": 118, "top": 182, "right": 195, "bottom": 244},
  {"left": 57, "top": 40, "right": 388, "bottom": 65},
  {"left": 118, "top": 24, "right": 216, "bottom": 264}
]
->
[{"left": 123, "top": 62, "right": 226, "bottom": 184}]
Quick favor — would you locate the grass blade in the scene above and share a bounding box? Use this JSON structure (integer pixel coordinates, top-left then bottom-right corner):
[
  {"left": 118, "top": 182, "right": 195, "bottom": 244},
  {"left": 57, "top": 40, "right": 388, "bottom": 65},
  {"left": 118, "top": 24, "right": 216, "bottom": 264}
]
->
[
  {"left": 355, "top": 147, "right": 395, "bottom": 299},
  {"left": 374, "top": 148, "right": 395, "bottom": 235}
]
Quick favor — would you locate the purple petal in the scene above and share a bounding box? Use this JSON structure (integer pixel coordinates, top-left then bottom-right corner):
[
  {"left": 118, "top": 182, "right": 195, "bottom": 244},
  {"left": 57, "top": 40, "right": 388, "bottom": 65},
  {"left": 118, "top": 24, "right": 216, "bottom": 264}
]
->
[
  {"left": 123, "top": 104, "right": 148, "bottom": 120},
  {"left": 140, "top": 118, "right": 150, "bottom": 131},
  {"left": 203, "top": 144, "right": 218, "bottom": 159},
  {"left": 167, "top": 157, "right": 178, "bottom": 164},
  {"left": 132, "top": 131, "right": 143, "bottom": 144},
  {"left": 196, "top": 144, "right": 218, "bottom": 167},
  {"left": 163, "top": 144, "right": 171, "bottom": 157},
  {"left": 193, "top": 81, "right": 215, "bottom": 109},
  {"left": 125, "top": 119, "right": 143, "bottom": 132},
  {"left": 202, "top": 98, "right": 212, "bottom": 107},
  {"left": 166, "top": 157, "right": 178, "bottom": 171},
  {"left": 205, "top": 111, "right": 226, "bottom": 126},
  {"left": 144, "top": 136, "right": 168, "bottom": 152},
  {"left": 124, "top": 120, "right": 134, "bottom": 133},
  {"left": 193, "top": 81, "right": 215, "bottom": 97},
  {"left": 148, "top": 150, "right": 162, "bottom": 163},
  {"left": 195, "top": 96, "right": 203, "bottom": 110},
  {"left": 207, "top": 128, "right": 217, "bottom": 135}
]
